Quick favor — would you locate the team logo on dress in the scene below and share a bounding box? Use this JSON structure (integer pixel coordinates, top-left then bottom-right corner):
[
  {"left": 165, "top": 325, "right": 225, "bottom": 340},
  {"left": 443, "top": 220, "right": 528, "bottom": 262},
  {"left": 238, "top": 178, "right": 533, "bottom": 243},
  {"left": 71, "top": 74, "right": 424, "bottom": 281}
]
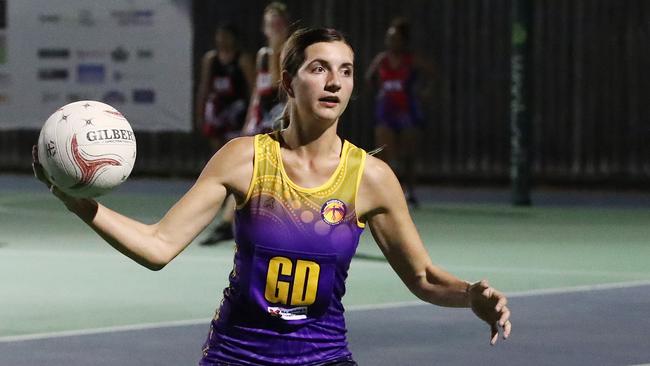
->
[{"left": 320, "top": 199, "right": 346, "bottom": 225}]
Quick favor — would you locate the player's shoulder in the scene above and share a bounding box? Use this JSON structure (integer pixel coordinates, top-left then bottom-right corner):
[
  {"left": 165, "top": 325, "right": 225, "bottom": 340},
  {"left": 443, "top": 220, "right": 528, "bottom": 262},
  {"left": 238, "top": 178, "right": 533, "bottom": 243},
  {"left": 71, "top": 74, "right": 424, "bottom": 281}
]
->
[
  {"left": 202, "top": 49, "right": 218, "bottom": 62},
  {"left": 201, "top": 136, "right": 255, "bottom": 183},
  {"left": 375, "top": 51, "right": 388, "bottom": 61},
  {"left": 220, "top": 135, "right": 256, "bottom": 157},
  {"left": 356, "top": 154, "right": 404, "bottom": 218},
  {"left": 369, "top": 51, "right": 388, "bottom": 67},
  {"left": 256, "top": 47, "right": 272, "bottom": 59},
  {"left": 204, "top": 136, "right": 254, "bottom": 170},
  {"left": 360, "top": 154, "right": 398, "bottom": 189}
]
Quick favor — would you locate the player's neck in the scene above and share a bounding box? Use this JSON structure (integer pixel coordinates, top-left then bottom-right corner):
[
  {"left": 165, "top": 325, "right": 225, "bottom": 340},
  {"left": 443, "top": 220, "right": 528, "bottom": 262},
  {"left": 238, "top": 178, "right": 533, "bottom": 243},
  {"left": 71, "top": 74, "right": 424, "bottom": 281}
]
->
[
  {"left": 280, "top": 121, "right": 340, "bottom": 159},
  {"left": 218, "top": 49, "right": 237, "bottom": 64}
]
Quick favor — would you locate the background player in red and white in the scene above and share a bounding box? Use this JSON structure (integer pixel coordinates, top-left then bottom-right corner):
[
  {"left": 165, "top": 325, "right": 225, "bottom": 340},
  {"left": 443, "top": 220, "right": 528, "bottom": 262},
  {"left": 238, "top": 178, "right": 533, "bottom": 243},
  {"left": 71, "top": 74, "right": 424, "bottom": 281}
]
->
[
  {"left": 365, "top": 17, "right": 435, "bottom": 207},
  {"left": 201, "top": 3, "right": 291, "bottom": 245},
  {"left": 241, "top": 1, "right": 291, "bottom": 135}
]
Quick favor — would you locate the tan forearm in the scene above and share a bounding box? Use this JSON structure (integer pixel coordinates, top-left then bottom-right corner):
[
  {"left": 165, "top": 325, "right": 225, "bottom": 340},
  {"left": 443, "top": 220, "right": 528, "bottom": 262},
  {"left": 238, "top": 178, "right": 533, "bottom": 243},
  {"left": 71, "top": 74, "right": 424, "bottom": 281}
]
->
[
  {"left": 410, "top": 266, "right": 471, "bottom": 308},
  {"left": 64, "top": 197, "right": 171, "bottom": 270}
]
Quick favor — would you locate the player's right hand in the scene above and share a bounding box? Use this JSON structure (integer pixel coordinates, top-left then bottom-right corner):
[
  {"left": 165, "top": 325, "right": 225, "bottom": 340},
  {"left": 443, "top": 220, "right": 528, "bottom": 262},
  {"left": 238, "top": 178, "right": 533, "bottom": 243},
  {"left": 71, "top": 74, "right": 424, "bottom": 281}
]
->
[
  {"left": 32, "top": 144, "right": 78, "bottom": 205},
  {"left": 31, "top": 145, "right": 53, "bottom": 189}
]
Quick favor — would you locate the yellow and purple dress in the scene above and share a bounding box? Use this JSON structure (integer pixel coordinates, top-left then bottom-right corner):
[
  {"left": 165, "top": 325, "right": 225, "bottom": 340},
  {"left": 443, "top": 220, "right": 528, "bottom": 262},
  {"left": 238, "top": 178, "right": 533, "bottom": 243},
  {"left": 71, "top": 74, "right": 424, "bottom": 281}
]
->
[{"left": 201, "top": 132, "right": 367, "bottom": 365}]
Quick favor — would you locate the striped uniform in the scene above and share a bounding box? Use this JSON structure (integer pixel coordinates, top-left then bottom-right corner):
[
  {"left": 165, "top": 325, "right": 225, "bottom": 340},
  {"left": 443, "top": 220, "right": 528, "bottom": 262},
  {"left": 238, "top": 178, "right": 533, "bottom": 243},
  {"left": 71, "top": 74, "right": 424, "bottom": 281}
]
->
[
  {"left": 201, "top": 132, "right": 367, "bottom": 365},
  {"left": 248, "top": 48, "right": 285, "bottom": 134}
]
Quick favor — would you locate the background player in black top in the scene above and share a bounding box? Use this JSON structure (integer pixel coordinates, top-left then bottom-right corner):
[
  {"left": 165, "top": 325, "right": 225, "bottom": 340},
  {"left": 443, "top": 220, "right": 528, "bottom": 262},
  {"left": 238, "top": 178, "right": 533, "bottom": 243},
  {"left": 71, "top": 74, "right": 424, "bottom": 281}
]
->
[{"left": 196, "top": 24, "right": 255, "bottom": 245}]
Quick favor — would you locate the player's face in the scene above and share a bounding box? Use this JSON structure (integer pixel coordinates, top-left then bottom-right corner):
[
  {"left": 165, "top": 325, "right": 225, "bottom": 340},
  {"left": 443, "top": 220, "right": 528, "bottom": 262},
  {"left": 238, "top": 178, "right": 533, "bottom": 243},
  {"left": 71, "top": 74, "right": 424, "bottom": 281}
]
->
[
  {"left": 385, "top": 27, "right": 405, "bottom": 51},
  {"left": 215, "top": 30, "right": 235, "bottom": 51},
  {"left": 263, "top": 12, "right": 288, "bottom": 47},
  {"left": 290, "top": 41, "right": 354, "bottom": 124}
]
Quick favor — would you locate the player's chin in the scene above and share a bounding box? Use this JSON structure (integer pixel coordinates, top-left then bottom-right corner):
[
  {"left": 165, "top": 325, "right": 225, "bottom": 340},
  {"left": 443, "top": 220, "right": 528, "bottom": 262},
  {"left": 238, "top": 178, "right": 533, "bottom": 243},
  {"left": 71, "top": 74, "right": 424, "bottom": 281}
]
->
[
  {"left": 314, "top": 105, "right": 344, "bottom": 119},
  {"left": 313, "top": 110, "right": 342, "bottom": 124}
]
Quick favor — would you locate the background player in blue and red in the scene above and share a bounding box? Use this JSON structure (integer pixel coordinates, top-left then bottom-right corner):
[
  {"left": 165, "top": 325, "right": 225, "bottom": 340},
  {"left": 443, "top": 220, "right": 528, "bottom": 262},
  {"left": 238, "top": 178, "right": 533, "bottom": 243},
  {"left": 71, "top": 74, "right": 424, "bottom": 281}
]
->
[
  {"left": 241, "top": 2, "right": 291, "bottom": 135},
  {"left": 33, "top": 27, "right": 511, "bottom": 365},
  {"left": 365, "top": 17, "right": 435, "bottom": 207},
  {"left": 195, "top": 24, "right": 255, "bottom": 246}
]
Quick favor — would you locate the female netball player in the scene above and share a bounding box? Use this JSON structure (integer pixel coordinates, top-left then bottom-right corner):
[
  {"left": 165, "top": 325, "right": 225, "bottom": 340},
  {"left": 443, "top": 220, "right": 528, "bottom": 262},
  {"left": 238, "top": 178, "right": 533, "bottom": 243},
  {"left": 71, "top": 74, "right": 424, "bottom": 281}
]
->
[
  {"left": 241, "top": 1, "right": 291, "bottom": 135},
  {"left": 365, "top": 18, "right": 434, "bottom": 207},
  {"left": 196, "top": 23, "right": 255, "bottom": 151},
  {"left": 195, "top": 23, "right": 255, "bottom": 246},
  {"left": 196, "top": 24, "right": 255, "bottom": 151},
  {"left": 33, "top": 27, "right": 511, "bottom": 365}
]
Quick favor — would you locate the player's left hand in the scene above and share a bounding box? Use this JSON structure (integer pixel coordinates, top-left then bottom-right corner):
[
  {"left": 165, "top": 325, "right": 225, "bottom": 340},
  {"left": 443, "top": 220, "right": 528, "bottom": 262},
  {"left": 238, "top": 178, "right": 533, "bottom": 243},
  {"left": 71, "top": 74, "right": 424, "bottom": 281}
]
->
[{"left": 468, "top": 280, "right": 511, "bottom": 345}]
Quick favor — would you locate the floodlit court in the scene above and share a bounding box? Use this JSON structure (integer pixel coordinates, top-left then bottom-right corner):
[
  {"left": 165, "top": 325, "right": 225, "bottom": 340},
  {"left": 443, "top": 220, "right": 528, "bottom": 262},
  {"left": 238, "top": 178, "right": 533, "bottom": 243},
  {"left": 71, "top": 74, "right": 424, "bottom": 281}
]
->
[
  {"left": 2, "top": 175, "right": 649, "bottom": 365},
  {"left": 2, "top": 1, "right": 650, "bottom": 365}
]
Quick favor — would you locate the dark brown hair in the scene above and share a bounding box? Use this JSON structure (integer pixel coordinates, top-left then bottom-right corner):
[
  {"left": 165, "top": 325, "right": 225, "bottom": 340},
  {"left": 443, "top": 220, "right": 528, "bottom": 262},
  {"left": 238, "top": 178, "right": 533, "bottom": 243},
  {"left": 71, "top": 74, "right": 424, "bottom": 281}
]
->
[
  {"left": 280, "top": 28, "right": 351, "bottom": 80},
  {"left": 276, "top": 28, "right": 353, "bottom": 129}
]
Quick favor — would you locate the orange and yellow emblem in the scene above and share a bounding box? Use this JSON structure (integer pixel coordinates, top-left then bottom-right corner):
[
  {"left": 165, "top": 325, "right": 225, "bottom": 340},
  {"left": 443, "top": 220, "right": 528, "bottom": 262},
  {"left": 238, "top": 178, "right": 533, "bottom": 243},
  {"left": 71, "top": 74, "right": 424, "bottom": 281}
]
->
[{"left": 320, "top": 199, "right": 346, "bottom": 225}]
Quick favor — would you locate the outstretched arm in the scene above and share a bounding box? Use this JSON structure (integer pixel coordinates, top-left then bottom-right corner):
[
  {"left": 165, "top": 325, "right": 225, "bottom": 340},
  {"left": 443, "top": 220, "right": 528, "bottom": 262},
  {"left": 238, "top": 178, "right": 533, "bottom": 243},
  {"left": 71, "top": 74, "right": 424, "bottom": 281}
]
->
[
  {"left": 32, "top": 137, "right": 254, "bottom": 270},
  {"left": 357, "top": 155, "right": 511, "bottom": 344}
]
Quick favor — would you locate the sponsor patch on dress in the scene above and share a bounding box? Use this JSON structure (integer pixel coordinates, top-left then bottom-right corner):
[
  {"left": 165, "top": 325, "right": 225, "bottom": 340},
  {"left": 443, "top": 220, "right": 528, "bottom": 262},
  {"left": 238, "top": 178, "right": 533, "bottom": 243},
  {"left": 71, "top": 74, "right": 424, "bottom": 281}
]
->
[{"left": 267, "top": 306, "right": 308, "bottom": 320}]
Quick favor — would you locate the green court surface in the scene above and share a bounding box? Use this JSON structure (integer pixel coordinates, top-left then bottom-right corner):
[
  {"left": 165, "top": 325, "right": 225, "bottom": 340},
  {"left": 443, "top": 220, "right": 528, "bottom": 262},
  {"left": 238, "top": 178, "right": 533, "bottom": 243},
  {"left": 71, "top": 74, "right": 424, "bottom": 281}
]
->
[{"left": 2, "top": 186, "right": 650, "bottom": 338}]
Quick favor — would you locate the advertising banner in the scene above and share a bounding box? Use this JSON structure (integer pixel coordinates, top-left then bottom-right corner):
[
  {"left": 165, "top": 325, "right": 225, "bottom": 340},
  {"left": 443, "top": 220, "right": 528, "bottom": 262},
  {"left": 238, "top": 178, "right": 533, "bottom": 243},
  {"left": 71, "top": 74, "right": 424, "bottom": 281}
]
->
[{"left": 0, "top": 0, "right": 192, "bottom": 131}]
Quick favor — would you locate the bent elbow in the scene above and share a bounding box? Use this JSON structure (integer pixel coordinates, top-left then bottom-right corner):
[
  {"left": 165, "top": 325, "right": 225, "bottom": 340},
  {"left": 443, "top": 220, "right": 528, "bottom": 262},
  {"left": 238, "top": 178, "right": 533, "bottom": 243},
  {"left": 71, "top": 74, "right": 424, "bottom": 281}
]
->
[
  {"left": 140, "top": 252, "right": 171, "bottom": 271},
  {"left": 146, "top": 252, "right": 174, "bottom": 271},
  {"left": 146, "top": 261, "right": 167, "bottom": 271}
]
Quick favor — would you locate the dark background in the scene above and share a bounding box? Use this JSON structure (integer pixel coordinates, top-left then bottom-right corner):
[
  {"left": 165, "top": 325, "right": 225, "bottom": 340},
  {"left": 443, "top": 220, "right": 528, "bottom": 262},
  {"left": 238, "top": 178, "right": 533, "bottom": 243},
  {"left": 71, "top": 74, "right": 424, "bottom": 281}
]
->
[{"left": 2, "top": 0, "right": 649, "bottom": 188}]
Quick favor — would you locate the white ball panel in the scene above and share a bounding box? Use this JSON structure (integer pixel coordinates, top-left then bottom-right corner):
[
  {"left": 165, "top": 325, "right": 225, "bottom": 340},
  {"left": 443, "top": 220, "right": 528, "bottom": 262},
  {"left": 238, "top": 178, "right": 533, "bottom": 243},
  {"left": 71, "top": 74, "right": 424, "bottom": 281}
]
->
[{"left": 37, "top": 100, "right": 137, "bottom": 198}]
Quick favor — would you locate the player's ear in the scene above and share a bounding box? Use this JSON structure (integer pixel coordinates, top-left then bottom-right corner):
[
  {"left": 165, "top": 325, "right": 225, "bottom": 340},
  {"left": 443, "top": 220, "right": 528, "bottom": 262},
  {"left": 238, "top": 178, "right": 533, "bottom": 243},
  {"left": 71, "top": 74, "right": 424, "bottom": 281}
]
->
[{"left": 281, "top": 70, "right": 294, "bottom": 98}]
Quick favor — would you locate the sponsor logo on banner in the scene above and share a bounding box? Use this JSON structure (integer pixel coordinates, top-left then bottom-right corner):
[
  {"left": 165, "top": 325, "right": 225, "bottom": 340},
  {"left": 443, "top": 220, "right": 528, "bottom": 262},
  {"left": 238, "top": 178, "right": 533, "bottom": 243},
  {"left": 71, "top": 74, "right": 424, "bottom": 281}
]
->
[
  {"left": 77, "top": 64, "right": 105, "bottom": 84},
  {"left": 38, "top": 48, "right": 71, "bottom": 60},
  {"left": 132, "top": 89, "right": 155, "bottom": 104},
  {"left": 38, "top": 14, "right": 62, "bottom": 24},
  {"left": 136, "top": 49, "right": 153, "bottom": 60},
  {"left": 76, "top": 49, "right": 107, "bottom": 59},
  {"left": 110, "top": 9, "right": 154, "bottom": 26},
  {"left": 113, "top": 70, "right": 154, "bottom": 82},
  {"left": 77, "top": 9, "right": 95, "bottom": 27},
  {"left": 103, "top": 90, "right": 127, "bottom": 104},
  {"left": 38, "top": 68, "right": 69, "bottom": 81},
  {"left": 111, "top": 47, "right": 129, "bottom": 62},
  {"left": 66, "top": 92, "right": 95, "bottom": 102},
  {"left": 41, "top": 92, "right": 62, "bottom": 103}
]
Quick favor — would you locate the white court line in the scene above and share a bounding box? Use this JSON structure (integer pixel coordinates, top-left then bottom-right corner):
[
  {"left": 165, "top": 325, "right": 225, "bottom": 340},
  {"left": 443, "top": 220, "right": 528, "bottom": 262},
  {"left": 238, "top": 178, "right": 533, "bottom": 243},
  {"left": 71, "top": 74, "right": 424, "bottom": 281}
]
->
[
  {"left": 0, "top": 318, "right": 209, "bottom": 343},
  {"left": 2, "top": 278, "right": 650, "bottom": 344}
]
